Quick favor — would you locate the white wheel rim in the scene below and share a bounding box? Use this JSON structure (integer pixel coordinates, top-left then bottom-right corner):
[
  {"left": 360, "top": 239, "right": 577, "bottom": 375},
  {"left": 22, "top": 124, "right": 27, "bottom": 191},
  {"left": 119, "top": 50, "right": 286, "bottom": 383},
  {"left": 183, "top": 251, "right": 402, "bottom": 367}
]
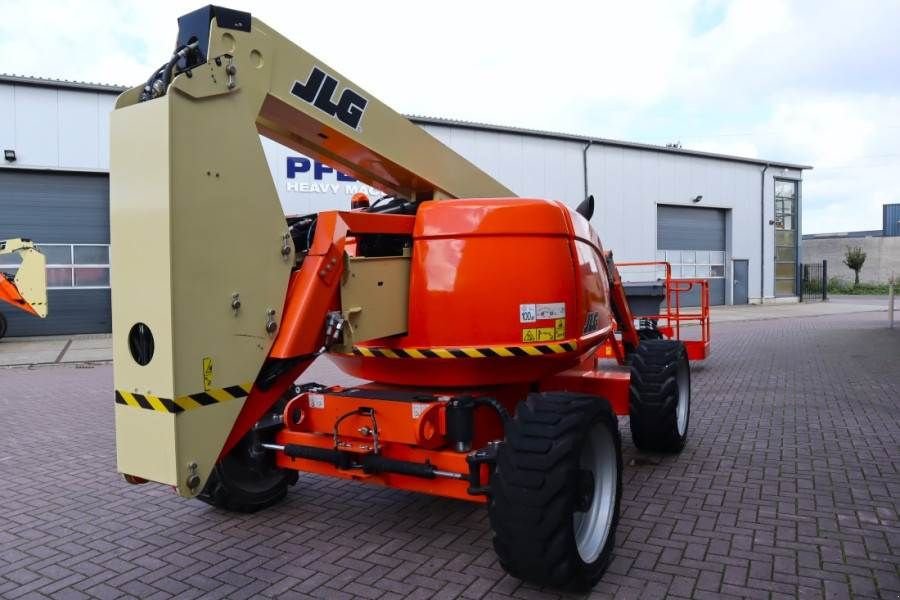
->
[
  {"left": 676, "top": 357, "right": 689, "bottom": 436},
  {"left": 573, "top": 422, "right": 617, "bottom": 563}
]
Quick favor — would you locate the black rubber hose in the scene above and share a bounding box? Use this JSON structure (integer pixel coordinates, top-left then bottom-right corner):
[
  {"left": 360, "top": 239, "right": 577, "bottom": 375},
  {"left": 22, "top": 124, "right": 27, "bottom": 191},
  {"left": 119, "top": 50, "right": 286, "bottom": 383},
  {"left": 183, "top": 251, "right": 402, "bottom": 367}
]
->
[
  {"left": 473, "top": 397, "right": 512, "bottom": 424},
  {"left": 360, "top": 455, "right": 436, "bottom": 479},
  {"left": 142, "top": 64, "right": 167, "bottom": 92},
  {"left": 161, "top": 44, "right": 188, "bottom": 90},
  {"left": 283, "top": 444, "right": 353, "bottom": 469}
]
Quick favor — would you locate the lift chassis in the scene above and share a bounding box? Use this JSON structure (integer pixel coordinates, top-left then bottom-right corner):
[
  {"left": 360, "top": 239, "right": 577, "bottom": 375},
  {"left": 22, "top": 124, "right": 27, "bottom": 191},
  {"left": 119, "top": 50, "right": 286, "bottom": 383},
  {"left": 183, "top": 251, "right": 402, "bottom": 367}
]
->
[{"left": 112, "top": 6, "right": 709, "bottom": 590}]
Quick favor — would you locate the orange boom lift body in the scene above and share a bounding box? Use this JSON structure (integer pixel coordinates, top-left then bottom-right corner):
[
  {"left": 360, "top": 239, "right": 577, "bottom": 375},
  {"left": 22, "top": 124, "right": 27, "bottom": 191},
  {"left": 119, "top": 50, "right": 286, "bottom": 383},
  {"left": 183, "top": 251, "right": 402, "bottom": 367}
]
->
[{"left": 112, "top": 6, "right": 709, "bottom": 590}]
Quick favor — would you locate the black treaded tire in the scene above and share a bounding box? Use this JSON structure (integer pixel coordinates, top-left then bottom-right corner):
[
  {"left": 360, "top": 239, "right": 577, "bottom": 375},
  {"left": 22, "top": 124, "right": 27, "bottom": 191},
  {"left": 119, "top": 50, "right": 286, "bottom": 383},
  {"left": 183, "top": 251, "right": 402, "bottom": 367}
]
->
[
  {"left": 488, "top": 392, "right": 623, "bottom": 591},
  {"left": 637, "top": 326, "right": 663, "bottom": 341},
  {"left": 637, "top": 318, "right": 663, "bottom": 341},
  {"left": 629, "top": 340, "right": 690, "bottom": 453},
  {"left": 0, "top": 312, "right": 7, "bottom": 340},
  {"left": 198, "top": 407, "right": 298, "bottom": 513}
]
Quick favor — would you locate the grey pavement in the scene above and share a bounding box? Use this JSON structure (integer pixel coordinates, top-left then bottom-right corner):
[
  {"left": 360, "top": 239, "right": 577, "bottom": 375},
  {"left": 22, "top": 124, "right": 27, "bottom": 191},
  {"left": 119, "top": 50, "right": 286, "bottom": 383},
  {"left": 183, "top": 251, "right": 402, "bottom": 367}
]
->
[
  {"left": 2, "top": 297, "right": 896, "bottom": 367},
  {"left": 0, "top": 334, "right": 112, "bottom": 367},
  {"left": 707, "top": 296, "right": 895, "bottom": 323},
  {"left": 1, "top": 310, "right": 899, "bottom": 599}
]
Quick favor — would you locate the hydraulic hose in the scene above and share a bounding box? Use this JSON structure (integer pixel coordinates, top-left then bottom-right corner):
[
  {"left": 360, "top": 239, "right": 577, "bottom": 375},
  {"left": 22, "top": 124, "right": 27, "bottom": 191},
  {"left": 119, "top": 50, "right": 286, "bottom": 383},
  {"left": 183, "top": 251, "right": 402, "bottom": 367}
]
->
[
  {"left": 473, "top": 396, "right": 511, "bottom": 425},
  {"left": 162, "top": 41, "right": 199, "bottom": 89}
]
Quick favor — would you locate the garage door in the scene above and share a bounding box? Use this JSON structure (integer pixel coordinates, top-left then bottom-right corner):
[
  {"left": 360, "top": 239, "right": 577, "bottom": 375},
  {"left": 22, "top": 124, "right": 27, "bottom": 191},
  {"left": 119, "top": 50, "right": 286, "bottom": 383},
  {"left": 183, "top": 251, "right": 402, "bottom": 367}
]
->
[
  {"left": 0, "top": 170, "right": 111, "bottom": 337},
  {"left": 657, "top": 205, "right": 727, "bottom": 306}
]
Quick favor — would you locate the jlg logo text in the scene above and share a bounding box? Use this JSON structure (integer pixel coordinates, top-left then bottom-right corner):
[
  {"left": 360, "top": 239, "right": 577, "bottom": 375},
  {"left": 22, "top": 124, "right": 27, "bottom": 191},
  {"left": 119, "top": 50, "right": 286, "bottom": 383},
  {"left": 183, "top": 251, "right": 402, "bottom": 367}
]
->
[{"left": 291, "top": 67, "right": 368, "bottom": 130}]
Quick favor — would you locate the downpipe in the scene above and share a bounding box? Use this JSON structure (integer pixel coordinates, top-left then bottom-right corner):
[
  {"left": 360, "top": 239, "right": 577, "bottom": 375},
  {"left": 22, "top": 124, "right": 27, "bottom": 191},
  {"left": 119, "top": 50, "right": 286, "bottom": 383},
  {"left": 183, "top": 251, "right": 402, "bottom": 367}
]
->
[{"left": 760, "top": 163, "right": 770, "bottom": 303}]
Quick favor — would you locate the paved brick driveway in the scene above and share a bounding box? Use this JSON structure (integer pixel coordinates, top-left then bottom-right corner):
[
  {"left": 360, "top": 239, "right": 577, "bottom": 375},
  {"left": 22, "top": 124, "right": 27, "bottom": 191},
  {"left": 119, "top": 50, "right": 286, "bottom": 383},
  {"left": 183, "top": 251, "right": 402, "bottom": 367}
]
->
[{"left": 1, "top": 311, "right": 898, "bottom": 599}]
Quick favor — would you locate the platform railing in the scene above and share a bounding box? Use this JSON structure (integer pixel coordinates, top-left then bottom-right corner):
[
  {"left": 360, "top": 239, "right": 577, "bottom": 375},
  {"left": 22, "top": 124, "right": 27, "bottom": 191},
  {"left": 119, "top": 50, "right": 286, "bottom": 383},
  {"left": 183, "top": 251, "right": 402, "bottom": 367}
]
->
[{"left": 617, "top": 261, "right": 711, "bottom": 360}]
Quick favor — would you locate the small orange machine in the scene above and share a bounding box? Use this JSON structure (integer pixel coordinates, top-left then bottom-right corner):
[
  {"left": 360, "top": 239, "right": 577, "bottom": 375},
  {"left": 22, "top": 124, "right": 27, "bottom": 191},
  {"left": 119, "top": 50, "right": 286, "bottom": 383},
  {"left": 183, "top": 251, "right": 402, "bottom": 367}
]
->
[{"left": 0, "top": 238, "right": 48, "bottom": 339}]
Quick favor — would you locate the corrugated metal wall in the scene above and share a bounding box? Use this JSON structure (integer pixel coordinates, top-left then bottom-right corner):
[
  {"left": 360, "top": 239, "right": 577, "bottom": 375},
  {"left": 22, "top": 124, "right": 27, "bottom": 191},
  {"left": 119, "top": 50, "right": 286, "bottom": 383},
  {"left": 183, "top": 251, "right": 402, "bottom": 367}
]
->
[
  {"left": 884, "top": 203, "right": 900, "bottom": 236},
  {"left": 0, "top": 79, "right": 806, "bottom": 334},
  {"left": 0, "top": 84, "right": 115, "bottom": 171},
  {"left": 657, "top": 205, "right": 727, "bottom": 305},
  {"left": 657, "top": 205, "right": 726, "bottom": 250},
  {"left": 418, "top": 124, "right": 805, "bottom": 302},
  {"left": 0, "top": 171, "right": 110, "bottom": 336}
]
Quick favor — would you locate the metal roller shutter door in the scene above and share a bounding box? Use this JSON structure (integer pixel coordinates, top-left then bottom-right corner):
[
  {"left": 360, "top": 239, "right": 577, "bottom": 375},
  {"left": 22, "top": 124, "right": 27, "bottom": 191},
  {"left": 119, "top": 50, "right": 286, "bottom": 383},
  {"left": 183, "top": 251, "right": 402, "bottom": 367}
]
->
[
  {"left": 657, "top": 205, "right": 727, "bottom": 306},
  {"left": 0, "top": 170, "right": 111, "bottom": 336}
]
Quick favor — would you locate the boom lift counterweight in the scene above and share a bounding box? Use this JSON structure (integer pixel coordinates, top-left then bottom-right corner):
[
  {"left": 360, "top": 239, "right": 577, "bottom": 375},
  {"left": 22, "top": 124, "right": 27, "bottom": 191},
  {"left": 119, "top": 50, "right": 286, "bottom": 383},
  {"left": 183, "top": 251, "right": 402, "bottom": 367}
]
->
[{"left": 112, "top": 5, "right": 709, "bottom": 590}]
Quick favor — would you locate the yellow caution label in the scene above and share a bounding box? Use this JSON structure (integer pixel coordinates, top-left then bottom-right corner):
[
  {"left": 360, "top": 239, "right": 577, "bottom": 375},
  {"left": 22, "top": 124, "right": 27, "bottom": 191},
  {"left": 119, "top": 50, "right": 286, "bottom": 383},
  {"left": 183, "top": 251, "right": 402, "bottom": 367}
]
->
[
  {"left": 202, "top": 357, "right": 213, "bottom": 391},
  {"left": 346, "top": 341, "right": 577, "bottom": 359},
  {"left": 522, "top": 327, "right": 556, "bottom": 343},
  {"left": 115, "top": 382, "right": 253, "bottom": 414},
  {"left": 554, "top": 318, "right": 566, "bottom": 340}
]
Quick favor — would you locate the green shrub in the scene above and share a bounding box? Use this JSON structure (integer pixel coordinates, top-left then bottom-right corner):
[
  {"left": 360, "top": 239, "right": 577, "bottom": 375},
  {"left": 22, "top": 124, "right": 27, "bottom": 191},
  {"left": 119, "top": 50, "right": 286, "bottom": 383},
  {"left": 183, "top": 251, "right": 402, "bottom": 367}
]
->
[{"left": 827, "top": 277, "right": 892, "bottom": 295}]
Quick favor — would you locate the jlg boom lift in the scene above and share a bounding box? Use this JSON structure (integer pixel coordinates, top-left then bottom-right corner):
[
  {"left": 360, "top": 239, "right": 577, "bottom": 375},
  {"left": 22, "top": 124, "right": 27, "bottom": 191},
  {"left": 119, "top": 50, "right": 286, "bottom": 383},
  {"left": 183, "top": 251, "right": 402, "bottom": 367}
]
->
[{"left": 112, "top": 6, "right": 709, "bottom": 590}]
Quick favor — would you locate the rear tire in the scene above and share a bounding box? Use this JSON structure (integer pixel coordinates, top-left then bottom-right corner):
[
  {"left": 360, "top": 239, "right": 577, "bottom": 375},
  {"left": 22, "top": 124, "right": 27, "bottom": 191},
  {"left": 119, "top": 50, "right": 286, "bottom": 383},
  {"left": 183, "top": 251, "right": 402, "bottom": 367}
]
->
[
  {"left": 637, "top": 318, "right": 663, "bottom": 341},
  {"left": 637, "top": 327, "right": 663, "bottom": 341},
  {"left": 198, "top": 403, "right": 297, "bottom": 513},
  {"left": 629, "top": 340, "right": 690, "bottom": 453},
  {"left": 0, "top": 313, "right": 7, "bottom": 340},
  {"left": 489, "top": 392, "right": 622, "bottom": 591}
]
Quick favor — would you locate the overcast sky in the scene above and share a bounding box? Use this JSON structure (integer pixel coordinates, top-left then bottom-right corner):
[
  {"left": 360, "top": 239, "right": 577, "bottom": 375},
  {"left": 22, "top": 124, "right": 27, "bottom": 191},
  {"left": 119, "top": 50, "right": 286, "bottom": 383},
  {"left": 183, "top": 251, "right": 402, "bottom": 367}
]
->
[{"left": 2, "top": 0, "right": 898, "bottom": 234}]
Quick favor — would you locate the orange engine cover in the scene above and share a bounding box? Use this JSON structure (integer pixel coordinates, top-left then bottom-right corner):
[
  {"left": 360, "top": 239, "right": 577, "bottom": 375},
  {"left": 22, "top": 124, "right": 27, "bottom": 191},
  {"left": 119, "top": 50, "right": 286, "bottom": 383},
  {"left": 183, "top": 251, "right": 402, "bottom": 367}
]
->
[{"left": 329, "top": 198, "right": 615, "bottom": 387}]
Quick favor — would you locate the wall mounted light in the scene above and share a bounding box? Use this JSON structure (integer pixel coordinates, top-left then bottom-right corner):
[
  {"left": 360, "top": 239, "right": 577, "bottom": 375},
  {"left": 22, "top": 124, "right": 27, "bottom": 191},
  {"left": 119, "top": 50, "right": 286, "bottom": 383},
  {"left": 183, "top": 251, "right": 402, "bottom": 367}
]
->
[
  {"left": 692, "top": 195, "right": 702, "bottom": 203},
  {"left": 3, "top": 149, "right": 15, "bottom": 162}
]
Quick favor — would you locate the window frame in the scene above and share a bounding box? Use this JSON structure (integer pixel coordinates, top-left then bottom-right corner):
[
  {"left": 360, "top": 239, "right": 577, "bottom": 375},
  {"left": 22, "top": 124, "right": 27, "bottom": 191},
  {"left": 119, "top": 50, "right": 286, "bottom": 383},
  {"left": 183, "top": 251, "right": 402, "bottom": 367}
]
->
[
  {"left": 3, "top": 243, "right": 111, "bottom": 290},
  {"left": 658, "top": 249, "right": 727, "bottom": 280},
  {"left": 773, "top": 178, "right": 800, "bottom": 297}
]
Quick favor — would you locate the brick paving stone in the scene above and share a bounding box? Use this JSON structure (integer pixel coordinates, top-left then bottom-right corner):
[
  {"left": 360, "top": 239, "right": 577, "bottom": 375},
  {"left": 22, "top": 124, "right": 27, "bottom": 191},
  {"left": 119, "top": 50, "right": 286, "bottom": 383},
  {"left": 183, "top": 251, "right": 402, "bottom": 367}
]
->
[{"left": 1, "top": 310, "right": 899, "bottom": 599}]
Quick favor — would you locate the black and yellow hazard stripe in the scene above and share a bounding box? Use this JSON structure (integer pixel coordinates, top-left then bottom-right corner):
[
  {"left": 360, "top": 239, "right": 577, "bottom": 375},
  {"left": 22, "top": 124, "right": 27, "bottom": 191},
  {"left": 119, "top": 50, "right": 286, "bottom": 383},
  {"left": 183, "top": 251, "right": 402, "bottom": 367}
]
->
[
  {"left": 347, "top": 341, "right": 578, "bottom": 359},
  {"left": 114, "top": 383, "right": 252, "bottom": 414}
]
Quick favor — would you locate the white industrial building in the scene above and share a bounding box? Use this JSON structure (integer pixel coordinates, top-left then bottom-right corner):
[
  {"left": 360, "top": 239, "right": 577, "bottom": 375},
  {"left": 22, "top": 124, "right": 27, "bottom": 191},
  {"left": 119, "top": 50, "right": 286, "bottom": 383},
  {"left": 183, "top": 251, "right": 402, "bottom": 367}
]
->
[{"left": 0, "top": 74, "right": 810, "bottom": 336}]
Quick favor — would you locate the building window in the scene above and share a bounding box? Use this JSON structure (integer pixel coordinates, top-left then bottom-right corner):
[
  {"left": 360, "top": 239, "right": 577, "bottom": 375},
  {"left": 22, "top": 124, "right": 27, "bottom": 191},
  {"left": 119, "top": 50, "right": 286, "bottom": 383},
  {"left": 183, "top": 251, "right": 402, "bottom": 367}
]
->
[
  {"left": 0, "top": 244, "right": 110, "bottom": 289},
  {"left": 774, "top": 180, "right": 797, "bottom": 296},
  {"left": 656, "top": 250, "right": 726, "bottom": 279}
]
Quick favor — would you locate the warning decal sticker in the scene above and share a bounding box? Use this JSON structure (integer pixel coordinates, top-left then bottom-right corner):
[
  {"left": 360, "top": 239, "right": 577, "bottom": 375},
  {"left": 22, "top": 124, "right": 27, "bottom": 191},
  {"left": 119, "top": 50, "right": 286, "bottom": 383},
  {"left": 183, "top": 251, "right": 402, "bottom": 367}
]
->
[
  {"left": 202, "top": 357, "right": 213, "bottom": 391},
  {"left": 520, "top": 302, "right": 566, "bottom": 323},
  {"left": 536, "top": 303, "right": 566, "bottom": 320},
  {"left": 520, "top": 304, "right": 536, "bottom": 323},
  {"left": 522, "top": 328, "right": 556, "bottom": 342},
  {"left": 554, "top": 318, "right": 566, "bottom": 340}
]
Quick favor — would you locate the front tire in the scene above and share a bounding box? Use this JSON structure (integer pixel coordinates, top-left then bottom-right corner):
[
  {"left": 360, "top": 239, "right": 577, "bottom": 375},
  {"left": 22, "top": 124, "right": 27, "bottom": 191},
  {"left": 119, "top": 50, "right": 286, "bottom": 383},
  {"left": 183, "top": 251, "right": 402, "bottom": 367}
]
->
[
  {"left": 198, "top": 406, "right": 297, "bottom": 513},
  {"left": 629, "top": 340, "right": 690, "bottom": 453},
  {"left": 0, "top": 312, "right": 7, "bottom": 340},
  {"left": 488, "top": 392, "right": 622, "bottom": 591}
]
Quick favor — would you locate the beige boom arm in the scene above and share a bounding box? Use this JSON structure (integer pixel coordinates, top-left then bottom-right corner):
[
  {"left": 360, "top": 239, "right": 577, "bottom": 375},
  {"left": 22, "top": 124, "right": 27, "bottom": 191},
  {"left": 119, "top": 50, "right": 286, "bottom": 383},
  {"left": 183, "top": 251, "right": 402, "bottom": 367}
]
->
[
  {"left": 115, "top": 10, "right": 512, "bottom": 201},
  {"left": 110, "top": 6, "right": 512, "bottom": 495}
]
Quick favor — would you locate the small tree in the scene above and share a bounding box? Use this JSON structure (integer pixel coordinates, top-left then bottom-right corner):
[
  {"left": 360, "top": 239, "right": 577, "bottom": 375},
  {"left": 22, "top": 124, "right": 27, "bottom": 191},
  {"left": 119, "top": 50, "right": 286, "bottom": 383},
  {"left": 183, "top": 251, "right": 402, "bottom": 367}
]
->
[{"left": 843, "top": 246, "right": 867, "bottom": 286}]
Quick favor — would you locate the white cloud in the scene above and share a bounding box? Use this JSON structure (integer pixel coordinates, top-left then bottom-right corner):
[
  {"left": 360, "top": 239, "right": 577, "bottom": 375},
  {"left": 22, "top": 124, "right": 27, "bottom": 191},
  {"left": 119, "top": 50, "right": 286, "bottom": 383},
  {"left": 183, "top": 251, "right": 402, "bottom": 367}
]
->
[{"left": 1, "top": 0, "right": 897, "bottom": 233}]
